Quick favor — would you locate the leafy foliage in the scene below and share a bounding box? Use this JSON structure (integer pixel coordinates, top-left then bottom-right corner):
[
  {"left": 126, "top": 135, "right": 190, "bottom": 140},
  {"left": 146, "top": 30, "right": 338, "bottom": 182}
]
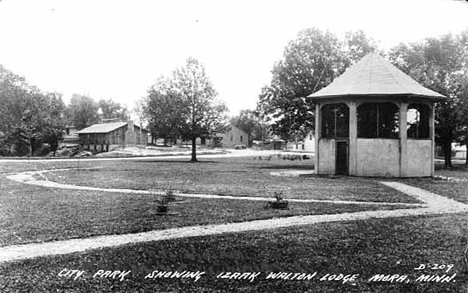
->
[
  {"left": 388, "top": 30, "right": 468, "bottom": 167},
  {"left": 98, "top": 98, "right": 129, "bottom": 121},
  {"left": 144, "top": 58, "right": 229, "bottom": 161},
  {"left": 257, "top": 28, "right": 376, "bottom": 140},
  {"left": 0, "top": 65, "right": 66, "bottom": 156},
  {"left": 143, "top": 76, "right": 185, "bottom": 144},
  {"left": 67, "top": 94, "right": 99, "bottom": 130}
]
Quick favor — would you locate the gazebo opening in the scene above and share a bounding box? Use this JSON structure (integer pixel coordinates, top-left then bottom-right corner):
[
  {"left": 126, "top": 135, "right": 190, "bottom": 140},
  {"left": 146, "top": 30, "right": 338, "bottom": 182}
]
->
[
  {"left": 321, "top": 103, "right": 349, "bottom": 138},
  {"left": 407, "top": 103, "right": 430, "bottom": 139},
  {"left": 357, "top": 102, "right": 399, "bottom": 138}
]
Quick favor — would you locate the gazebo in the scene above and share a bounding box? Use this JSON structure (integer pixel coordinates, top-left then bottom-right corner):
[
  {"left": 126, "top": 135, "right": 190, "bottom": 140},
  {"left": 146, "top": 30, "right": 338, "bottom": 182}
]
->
[{"left": 308, "top": 52, "right": 445, "bottom": 177}]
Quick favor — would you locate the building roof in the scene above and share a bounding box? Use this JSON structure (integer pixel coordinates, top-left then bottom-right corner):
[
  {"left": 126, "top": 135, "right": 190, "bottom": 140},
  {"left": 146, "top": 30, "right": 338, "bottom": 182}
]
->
[
  {"left": 77, "top": 122, "right": 127, "bottom": 134},
  {"left": 308, "top": 52, "right": 446, "bottom": 100}
]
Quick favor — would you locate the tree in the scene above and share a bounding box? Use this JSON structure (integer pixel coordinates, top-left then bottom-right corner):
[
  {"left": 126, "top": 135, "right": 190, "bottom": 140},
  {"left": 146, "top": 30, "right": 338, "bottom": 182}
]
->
[
  {"left": 144, "top": 58, "right": 229, "bottom": 162},
  {"left": 257, "top": 28, "right": 376, "bottom": 140},
  {"left": 388, "top": 31, "right": 468, "bottom": 168},
  {"left": 143, "top": 77, "right": 185, "bottom": 145},
  {"left": 0, "top": 65, "right": 67, "bottom": 156},
  {"left": 68, "top": 94, "right": 99, "bottom": 130},
  {"left": 41, "top": 92, "right": 66, "bottom": 156},
  {"left": 98, "top": 98, "right": 129, "bottom": 121}
]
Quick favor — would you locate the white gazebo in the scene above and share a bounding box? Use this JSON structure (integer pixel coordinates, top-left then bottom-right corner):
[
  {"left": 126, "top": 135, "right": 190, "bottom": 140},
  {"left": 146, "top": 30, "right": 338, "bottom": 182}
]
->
[{"left": 308, "top": 53, "right": 445, "bottom": 177}]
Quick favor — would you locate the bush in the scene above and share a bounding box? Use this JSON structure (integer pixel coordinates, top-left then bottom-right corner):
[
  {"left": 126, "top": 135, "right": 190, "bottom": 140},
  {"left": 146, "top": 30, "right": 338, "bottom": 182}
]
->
[{"left": 265, "top": 191, "right": 289, "bottom": 209}]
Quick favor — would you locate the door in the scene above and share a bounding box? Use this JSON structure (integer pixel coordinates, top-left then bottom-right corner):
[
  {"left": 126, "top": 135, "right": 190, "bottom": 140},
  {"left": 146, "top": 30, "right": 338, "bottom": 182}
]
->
[{"left": 336, "top": 141, "right": 348, "bottom": 175}]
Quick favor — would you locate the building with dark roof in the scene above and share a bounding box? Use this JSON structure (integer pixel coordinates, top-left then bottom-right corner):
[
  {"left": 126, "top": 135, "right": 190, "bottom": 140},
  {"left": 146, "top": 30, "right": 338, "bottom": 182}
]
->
[
  {"left": 308, "top": 52, "right": 445, "bottom": 177},
  {"left": 77, "top": 121, "right": 148, "bottom": 152}
]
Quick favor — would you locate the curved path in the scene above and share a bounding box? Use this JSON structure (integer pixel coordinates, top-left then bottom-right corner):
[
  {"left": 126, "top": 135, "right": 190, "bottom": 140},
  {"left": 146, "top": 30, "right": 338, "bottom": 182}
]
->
[
  {"left": 6, "top": 169, "right": 425, "bottom": 207},
  {"left": 1, "top": 169, "right": 467, "bottom": 264}
]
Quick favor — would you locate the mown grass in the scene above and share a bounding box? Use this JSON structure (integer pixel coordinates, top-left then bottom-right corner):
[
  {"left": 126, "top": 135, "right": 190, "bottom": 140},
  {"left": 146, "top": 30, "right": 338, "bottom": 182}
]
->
[
  {"left": 402, "top": 164, "right": 468, "bottom": 204},
  {"left": 40, "top": 157, "right": 419, "bottom": 203},
  {"left": 0, "top": 172, "right": 407, "bottom": 247},
  {"left": 0, "top": 214, "right": 466, "bottom": 293},
  {"left": 0, "top": 157, "right": 466, "bottom": 292}
]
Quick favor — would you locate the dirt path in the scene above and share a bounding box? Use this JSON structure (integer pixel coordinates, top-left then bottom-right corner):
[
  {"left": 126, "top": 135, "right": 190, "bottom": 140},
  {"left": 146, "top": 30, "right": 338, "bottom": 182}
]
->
[{"left": 1, "top": 170, "right": 467, "bottom": 264}]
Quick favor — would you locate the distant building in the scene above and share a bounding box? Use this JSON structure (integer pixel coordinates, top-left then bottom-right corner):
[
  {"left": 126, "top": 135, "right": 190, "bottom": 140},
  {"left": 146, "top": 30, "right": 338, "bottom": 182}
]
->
[
  {"left": 218, "top": 125, "right": 248, "bottom": 148},
  {"left": 286, "top": 131, "right": 315, "bottom": 152},
  {"left": 453, "top": 143, "right": 467, "bottom": 159},
  {"left": 77, "top": 121, "right": 148, "bottom": 152},
  {"left": 63, "top": 125, "right": 79, "bottom": 144}
]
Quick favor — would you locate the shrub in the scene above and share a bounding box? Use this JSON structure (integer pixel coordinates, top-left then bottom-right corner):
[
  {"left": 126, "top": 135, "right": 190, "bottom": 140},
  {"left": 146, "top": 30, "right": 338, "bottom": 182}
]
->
[{"left": 265, "top": 191, "right": 289, "bottom": 209}]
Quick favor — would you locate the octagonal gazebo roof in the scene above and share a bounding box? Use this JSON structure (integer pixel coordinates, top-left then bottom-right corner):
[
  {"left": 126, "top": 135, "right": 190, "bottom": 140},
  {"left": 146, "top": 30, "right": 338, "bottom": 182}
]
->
[{"left": 308, "top": 52, "right": 445, "bottom": 101}]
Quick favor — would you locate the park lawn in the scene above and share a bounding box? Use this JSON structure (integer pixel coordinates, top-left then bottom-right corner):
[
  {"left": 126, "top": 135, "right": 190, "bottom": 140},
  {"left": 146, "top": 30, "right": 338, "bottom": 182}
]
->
[
  {"left": 0, "top": 213, "right": 466, "bottom": 293},
  {"left": 0, "top": 172, "right": 409, "bottom": 247},
  {"left": 401, "top": 164, "right": 468, "bottom": 204},
  {"left": 40, "top": 157, "right": 420, "bottom": 204}
]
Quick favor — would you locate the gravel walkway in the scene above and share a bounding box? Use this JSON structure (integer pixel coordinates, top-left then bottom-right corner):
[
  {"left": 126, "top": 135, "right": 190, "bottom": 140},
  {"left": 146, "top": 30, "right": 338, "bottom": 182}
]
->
[
  {"left": 1, "top": 171, "right": 467, "bottom": 264},
  {"left": 6, "top": 170, "right": 424, "bottom": 207}
]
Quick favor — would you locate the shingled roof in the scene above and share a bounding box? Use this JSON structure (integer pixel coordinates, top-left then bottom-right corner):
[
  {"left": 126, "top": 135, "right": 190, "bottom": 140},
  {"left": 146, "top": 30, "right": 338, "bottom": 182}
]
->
[
  {"left": 77, "top": 122, "right": 127, "bottom": 134},
  {"left": 308, "top": 52, "right": 445, "bottom": 100}
]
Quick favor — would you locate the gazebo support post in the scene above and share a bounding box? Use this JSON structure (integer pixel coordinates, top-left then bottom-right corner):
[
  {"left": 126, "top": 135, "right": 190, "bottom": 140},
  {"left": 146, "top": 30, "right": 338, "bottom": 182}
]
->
[
  {"left": 399, "top": 102, "right": 408, "bottom": 177},
  {"left": 429, "top": 103, "right": 435, "bottom": 177},
  {"left": 348, "top": 100, "right": 358, "bottom": 176},
  {"left": 315, "top": 103, "right": 321, "bottom": 174}
]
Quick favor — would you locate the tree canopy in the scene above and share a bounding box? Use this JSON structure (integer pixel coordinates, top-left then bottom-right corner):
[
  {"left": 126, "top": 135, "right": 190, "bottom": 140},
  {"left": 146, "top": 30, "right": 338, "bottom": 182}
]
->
[
  {"left": 67, "top": 94, "right": 100, "bottom": 130},
  {"left": 144, "top": 58, "right": 229, "bottom": 161},
  {"left": 388, "top": 30, "right": 468, "bottom": 167},
  {"left": 256, "top": 28, "right": 377, "bottom": 140},
  {"left": 98, "top": 98, "right": 129, "bottom": 121},
  {"left": 0, "top": 65, "right": 66, "bottom": 156}
]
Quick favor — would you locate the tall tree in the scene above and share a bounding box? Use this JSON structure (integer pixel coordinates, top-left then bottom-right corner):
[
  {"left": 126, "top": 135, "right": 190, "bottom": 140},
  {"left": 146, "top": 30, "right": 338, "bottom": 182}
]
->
[
  {"left": 98, "top": 98, "right": 129, "bottom": 121},
  {"left": 257, "top": 28, "right": 376, "bottom": 140},
  {"left": 0, "top": 65, "right": 67, "bottom": 156},
  {"left": 173, "top": 58, "right": 229, "bottom": 162},
  {"left": 143, "top": 76, "right": 184, "bottom": 145},
  {"left": 389, "top": 31, "right": 468, "bottom": 168},
  {"left": 41, "top": 92, "right": 66, "bottom": 156},
  {"left": 144, "top": 58, "right": 229, "bottom": 161},
  {"left": 68, "top": 94, "right": 99, "bottom": 130}
]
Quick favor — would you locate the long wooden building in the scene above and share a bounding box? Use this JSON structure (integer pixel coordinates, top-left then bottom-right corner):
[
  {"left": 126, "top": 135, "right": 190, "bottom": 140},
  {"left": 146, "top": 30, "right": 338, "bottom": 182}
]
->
[{"left": 77, "top": 121, "right": 148, "bottom": 152}]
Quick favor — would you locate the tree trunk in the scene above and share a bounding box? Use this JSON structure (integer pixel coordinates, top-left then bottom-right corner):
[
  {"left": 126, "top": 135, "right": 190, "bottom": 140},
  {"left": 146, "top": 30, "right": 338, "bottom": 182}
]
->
[
  {"left": 191, "top": 137, "right": 197, "bottom": 162},
  {"left": 466, "top": 128, "right": 468, "bottom": 166},
  {"left": 29, "top": 137, "right": 33, "bottom": 157},
  {"left": 443, "top": 137, "right": 452, "bottom": 168}
]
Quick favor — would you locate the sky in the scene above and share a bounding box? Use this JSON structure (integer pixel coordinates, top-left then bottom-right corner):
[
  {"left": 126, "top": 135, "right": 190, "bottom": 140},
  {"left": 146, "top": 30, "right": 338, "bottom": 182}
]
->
[{"left": 0, "top": 0, "right": 467, "bottom": 116}]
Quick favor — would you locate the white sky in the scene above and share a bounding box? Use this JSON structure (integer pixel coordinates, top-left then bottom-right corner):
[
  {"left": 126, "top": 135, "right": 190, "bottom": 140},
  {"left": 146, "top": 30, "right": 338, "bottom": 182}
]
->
[{"left": 0, "top": 0, "right": 467, "bottom": 116}]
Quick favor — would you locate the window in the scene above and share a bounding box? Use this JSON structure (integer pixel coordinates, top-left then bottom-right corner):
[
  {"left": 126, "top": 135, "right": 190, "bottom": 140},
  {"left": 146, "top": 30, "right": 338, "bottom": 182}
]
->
[
  {"left": 240, "top": 135, "right": 243, "bottom": 142},
  {"left": 407, "top": 103, "right": 430, "bottom": 139},
  {"left": 230, "top": 135, "right": 233, "bottom": 141},
  {"left": 321, "top": 103, "right": 349, "bottom": 138},
  {"left": 357, "top": 102, "right": 399, "bottom": 138}
]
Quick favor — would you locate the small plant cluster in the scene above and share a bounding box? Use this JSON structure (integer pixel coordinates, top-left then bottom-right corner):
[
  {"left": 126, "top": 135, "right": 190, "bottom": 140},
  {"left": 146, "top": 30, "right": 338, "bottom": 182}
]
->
[
  {"left": 156, "top": 190, "right": 178, "bottom": 214},
  {"left": 434, "top": 175, "right": 467, "bottom": 183},
  {"left": 265, "top": 191, "right": 289, "bottom": 209},
  {"left": 254, "top": 154, "right": 310, "bottom": 161}
]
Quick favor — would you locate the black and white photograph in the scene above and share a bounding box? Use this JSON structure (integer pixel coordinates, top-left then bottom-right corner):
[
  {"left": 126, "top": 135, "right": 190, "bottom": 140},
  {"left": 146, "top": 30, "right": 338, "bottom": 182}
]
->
[{"left": 0, "top": 0, "right": 467, "bottom": 292}]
